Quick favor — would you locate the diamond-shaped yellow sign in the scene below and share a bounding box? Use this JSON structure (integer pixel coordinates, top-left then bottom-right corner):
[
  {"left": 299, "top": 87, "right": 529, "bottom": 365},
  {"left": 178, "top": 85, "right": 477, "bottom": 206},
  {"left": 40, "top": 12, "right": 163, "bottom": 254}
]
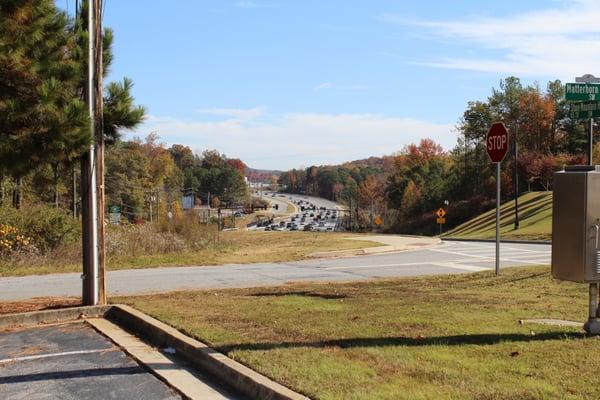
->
[
  {"left": 436, "top": 217, "right": 446, "bottom": 224},
  {"left": 374, "top": 216, "right": 382, "bottom": 226},
  {"left": 436, "top": 208, "right": 446, "bottom": 218}
]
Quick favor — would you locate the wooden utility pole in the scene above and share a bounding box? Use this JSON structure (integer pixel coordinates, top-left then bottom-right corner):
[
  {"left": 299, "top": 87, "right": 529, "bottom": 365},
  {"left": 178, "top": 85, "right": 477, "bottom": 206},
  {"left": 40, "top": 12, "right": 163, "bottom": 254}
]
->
[
  {"left": 81, "top": 0, "right": 99, "bottom": 306},
  {"left": 94, "top": 0, "right": 106, "bottom": 305}
]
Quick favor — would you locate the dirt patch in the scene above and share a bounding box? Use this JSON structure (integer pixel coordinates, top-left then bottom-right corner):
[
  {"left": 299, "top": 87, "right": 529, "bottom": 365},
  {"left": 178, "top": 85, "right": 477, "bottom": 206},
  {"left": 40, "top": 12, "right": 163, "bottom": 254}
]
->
[{"left": 0, "top": 297, "right": 81, "bottom": 315}]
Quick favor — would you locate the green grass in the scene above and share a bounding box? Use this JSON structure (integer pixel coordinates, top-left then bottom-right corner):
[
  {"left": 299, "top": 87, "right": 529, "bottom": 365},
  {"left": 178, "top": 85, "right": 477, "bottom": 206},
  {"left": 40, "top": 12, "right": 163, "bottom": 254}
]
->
[
  {"left": 447, "top": 191, "right": 552, "bottom": 241},
  {"left": 119, "top": 266, "right": 600, "bottom": 400}
]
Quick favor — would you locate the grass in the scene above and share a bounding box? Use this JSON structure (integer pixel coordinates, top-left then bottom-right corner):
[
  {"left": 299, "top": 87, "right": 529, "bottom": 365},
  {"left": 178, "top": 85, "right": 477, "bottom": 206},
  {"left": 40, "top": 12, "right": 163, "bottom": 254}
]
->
[
  {"left": 118, "top": 266, "right": 600, "bottom": 400},
  {"left": 447, "top": 191, "right": 552, "bottom": 241},
  {"left": 0, "top": 231, "right": 380, "bottom": 277}
]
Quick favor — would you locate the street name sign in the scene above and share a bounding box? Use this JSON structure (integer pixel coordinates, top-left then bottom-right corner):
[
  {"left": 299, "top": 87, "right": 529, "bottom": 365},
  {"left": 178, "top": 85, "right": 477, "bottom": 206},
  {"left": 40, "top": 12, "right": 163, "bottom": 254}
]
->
[
  {"left": 570, "top": 101, "right": 600, "bottom": 119},
  {"left": 566, "top": 83, "right": 600, "bottom": 101},
  {"left": 486, "top": 122, "right": 509, "bottom": 163}
]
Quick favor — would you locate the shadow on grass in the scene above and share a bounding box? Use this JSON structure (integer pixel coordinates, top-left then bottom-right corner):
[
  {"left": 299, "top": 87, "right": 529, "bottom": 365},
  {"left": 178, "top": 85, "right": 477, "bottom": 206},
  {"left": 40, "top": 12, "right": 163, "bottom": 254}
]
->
[
  {"left": 248, "top": 291, "right": 348, "bottom": 300},
  {"left": 217, "top": 331, "right": 584, "bottom": 353}
]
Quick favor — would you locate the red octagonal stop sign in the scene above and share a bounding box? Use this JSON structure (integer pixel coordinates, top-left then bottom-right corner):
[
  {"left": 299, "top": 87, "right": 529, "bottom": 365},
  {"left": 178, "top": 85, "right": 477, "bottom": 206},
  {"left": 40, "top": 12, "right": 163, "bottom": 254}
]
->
[{"left": 486, "top": 122, "right": 509, "bottom": 163}]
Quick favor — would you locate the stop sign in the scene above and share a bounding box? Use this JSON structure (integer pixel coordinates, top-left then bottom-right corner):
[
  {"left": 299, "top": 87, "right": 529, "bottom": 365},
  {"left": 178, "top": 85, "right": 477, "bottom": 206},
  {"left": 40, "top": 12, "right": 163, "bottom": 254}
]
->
[{"left": 486, "top": 122, "right": 509, "bottom": 163}]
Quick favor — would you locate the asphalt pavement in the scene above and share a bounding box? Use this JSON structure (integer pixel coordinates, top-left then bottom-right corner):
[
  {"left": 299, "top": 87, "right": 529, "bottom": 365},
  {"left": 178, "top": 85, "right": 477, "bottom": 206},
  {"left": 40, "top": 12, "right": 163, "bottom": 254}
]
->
[
  {"left": 0, "top": 323, "right": 181, "bottom": 400},
  {"left": 0, "top": 241, "right": 550, "bottom": 301}
]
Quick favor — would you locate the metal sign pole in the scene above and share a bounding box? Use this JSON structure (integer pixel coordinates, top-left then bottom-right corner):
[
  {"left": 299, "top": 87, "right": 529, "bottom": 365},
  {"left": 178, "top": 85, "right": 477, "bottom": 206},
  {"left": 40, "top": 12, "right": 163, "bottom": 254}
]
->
[
  {"left": 590, "top": 117, "right": 594, "bottom": 166},
  {"left": 496, "top": 162, "right": 501, "bottom": 276}
]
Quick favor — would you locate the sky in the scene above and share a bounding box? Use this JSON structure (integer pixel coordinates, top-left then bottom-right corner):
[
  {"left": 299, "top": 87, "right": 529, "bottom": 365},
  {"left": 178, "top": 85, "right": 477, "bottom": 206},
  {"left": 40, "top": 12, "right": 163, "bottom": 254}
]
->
[{"left": 61, "top": 0, "right": 600, "bottom": 170}]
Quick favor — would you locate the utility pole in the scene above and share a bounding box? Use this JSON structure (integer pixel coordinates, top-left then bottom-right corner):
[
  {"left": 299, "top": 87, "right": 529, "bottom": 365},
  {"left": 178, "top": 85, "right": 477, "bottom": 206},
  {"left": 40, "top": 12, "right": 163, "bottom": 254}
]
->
[
  {"left": 94, "top": 0, "right": 106, "bottom": 305},
  {"left": 81, "top": 0, "right": 99, "bottom": 306}
]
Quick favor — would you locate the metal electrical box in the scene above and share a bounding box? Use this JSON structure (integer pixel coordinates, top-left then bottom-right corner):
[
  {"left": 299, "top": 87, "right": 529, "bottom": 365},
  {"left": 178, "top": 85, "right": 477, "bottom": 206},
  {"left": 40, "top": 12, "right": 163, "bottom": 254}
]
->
[{"left": 552, "top": 165, "right": 600, "bottom": 283}]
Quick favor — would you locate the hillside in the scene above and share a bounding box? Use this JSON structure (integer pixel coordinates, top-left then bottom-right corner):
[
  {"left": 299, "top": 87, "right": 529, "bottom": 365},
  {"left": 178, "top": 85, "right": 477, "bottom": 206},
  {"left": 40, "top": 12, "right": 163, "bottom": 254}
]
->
[{"left": 446, "top": 191, "right": 552, "bottom": 241}]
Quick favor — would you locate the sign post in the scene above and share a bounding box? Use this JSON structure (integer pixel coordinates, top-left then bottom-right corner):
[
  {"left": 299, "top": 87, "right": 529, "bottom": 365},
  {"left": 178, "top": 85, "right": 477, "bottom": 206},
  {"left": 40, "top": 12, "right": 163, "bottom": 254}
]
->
[
  {"left": 436, "top": 208, "right": 446, "bottom": 237},
  {"left": 486, "top": 122, "right": 509, "bottom": 276}
]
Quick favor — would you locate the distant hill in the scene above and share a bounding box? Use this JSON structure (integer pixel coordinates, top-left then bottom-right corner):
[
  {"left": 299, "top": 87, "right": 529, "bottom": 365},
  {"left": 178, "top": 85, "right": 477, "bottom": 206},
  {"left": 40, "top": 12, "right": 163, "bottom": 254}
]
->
[
  {"left": 246, "top": 167, "right": 281, "bottom": 182},
  {"left": 341, "top": 155, "right": 395, "bottom": 172}
]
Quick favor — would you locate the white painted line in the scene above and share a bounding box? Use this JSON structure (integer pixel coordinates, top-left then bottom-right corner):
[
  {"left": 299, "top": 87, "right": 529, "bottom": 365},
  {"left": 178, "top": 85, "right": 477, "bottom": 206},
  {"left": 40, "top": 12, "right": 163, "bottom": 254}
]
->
[
  {"left": 429, "top": 248, "right": 491, "bottom": 259},
  {"left": 325, "top": 262, "right": 424, "bottom": 270},
  {"left": 324, "top": 258, "right": 503, "bottom": 271},
  {"left": 431, "top": 262, "right": 489, "bottom": 272},
  {"left": 429, "top": 248, "right": 549, "bottom": 266},
  {"left": 0, "top": 349, "right": 109, "bottom": 364}
]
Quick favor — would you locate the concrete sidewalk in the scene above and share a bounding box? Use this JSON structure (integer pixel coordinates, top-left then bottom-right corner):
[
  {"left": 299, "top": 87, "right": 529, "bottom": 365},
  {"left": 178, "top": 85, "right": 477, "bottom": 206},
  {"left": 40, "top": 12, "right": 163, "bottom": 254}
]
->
[{"left": 308, "top": 235, "right": 441, "bottom": 258}]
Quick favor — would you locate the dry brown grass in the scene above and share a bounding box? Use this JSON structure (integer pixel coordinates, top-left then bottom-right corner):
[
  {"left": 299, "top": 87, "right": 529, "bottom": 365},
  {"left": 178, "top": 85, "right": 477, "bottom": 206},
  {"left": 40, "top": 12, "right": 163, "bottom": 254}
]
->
[{"left": 0, "top": 228, "right": 379, "bottom": 277}]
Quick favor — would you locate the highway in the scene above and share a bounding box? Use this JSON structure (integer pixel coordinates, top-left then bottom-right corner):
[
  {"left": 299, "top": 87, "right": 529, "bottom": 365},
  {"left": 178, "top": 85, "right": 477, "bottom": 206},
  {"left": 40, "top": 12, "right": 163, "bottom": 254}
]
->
[
  {"left": 0, "top": 241, "right": 550, "bottom": 301},
  {"left": 250, "top": 192, "right": 344, "bottom": 232}
]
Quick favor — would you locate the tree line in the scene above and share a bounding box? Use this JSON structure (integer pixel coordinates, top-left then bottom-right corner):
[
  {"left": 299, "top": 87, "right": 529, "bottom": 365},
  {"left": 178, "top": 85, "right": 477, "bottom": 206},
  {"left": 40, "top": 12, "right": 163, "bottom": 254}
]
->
[
  {"left": 279, "top": 77, "right": 595, "bottom": 233},
  {"left": 0, "top": 1, "right": 250, "bottom": 220}
]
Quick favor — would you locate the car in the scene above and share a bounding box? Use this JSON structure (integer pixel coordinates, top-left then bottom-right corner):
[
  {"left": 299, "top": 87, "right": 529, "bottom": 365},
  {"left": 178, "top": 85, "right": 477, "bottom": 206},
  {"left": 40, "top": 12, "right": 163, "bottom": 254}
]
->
[
  {"left": 286, "top": 223, "right": 292, "bottom": 228},
  {"left": 303, "top": 224, "right": 313, "bottom": 231},
  {"left": 279, "top": 221, "right": 286, "bottom": 226},
  {"left": 326, "top": 227, "right": 334, "bottom": 231},
  {"left": 264, "top": 226, "right": 271, "bottom": 231},
  {"left": 290, "top": 225, "right": 299, "bottom": 231},
  {"left": 310, "top": 213, "right": 314, "bottom": 217},
  {"left": 318, "top": 222, "right": 325, "bottom": 227}
]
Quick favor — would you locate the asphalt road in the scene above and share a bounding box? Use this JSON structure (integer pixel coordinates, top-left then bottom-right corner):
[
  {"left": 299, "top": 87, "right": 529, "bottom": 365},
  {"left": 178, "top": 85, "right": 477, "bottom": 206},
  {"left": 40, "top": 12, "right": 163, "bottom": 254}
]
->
[{"left": 0, "top": 241, "right": 550, "bottom": 301}]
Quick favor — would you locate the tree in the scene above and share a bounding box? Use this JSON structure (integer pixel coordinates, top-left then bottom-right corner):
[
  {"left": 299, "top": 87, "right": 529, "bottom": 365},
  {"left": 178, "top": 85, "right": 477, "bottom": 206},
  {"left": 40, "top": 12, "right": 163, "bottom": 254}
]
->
[
  {"left": 518, "top": 89, "right": 555, "bottom": 152},
  {"left": 0, "top": 0, "right": 91, "bottom": 207},
  {"left": 0, "top": 0, "right": 145, "bottom": 209}
]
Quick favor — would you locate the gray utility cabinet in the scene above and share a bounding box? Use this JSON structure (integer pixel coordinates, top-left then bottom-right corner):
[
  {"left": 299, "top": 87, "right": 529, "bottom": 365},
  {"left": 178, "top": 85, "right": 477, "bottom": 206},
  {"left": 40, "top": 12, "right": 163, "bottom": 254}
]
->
[{"left": 552, "top": 165, "right": 600, "bottom": 283}]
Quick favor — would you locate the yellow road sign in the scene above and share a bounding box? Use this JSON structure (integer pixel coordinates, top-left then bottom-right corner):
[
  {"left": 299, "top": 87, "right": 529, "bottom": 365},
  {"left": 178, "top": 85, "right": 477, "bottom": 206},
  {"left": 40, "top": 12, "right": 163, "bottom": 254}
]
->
[
  {"left": 436, "top": 208, "right": 446, "bottom": 218},
  {"left": 436, "top": 217, "right": 446, "bottom": 224},
  {"left": 374, "top": 216, "right": 382, "bottom": 226}
]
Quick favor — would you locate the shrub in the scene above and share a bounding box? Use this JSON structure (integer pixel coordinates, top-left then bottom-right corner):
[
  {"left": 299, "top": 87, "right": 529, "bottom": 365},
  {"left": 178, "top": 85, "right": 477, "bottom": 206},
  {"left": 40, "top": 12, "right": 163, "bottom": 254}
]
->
[
  {"left": 0, "top": 204, "right": 80, "bottom": 252},
  {"left": 0, "top": 224, "right": 37, "bottom": 255},
  {"left": 106, "top": 223, "right": 188, "bottom": 258}
]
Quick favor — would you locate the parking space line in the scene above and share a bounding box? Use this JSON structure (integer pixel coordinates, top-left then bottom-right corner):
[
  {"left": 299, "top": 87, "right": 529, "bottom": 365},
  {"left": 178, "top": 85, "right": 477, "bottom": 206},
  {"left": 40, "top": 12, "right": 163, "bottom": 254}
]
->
[{"left": 0, "top": 349, "right": 110, "bottom": 364}]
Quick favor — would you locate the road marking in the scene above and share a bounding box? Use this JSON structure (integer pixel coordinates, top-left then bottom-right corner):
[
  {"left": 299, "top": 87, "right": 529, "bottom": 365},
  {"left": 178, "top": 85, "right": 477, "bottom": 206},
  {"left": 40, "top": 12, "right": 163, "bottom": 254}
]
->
[
  {"left": 0, "top": 349, "right": 110, "bottom": 364},
  {"left": 429, "top": 247, "right": 549, "bottom": 265},
  {"left": 449, "top": 241, "right": 549, "bottom": 254},
  {"left": 429, "top": 248, "right": 492, "bottom": 259},
  {"left": 325, "top": 262, "right": 424, "bottom": 270},
  {"left": 431, "top": 262, "right": 489, "bottom": 272}
]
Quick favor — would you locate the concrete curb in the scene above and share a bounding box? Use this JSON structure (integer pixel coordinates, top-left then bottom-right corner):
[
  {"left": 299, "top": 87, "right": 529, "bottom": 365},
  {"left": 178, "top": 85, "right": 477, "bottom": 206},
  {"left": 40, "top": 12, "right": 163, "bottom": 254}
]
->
[
  {"left": 0, "top": 305, "right": 110, "bottom": 329},
  {"left": 106, "top": 305, "right": 310, "bottom": 400},
  {"left": 442, "top": 237, "right": 551, "bottom": 245},
  {"left": 0, "top": 305, "right": 310, "bottom": 400}
]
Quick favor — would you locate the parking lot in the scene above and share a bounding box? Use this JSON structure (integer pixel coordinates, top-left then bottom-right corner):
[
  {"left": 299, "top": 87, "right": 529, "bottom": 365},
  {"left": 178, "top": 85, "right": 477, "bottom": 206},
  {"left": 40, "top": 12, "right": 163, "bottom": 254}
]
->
[{"left": 0, "top": 323, "right": 181, "bottom": 400}]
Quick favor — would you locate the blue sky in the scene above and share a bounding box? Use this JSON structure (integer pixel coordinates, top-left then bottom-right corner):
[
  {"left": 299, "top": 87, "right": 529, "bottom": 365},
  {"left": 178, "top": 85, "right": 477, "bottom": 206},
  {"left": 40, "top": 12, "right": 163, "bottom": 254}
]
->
[{"left": 61, "top": 0, "right": 600, "bottom": 169}]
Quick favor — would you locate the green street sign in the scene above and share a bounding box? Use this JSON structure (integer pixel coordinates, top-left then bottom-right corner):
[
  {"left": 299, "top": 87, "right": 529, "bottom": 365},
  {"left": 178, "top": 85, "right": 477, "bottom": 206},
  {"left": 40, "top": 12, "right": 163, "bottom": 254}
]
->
[
  {"left": 570, "top": 101, "right": 600, "bottom": 119},
  {"left": 566, "top": 83, "right": 600, "bottom": 101}
]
